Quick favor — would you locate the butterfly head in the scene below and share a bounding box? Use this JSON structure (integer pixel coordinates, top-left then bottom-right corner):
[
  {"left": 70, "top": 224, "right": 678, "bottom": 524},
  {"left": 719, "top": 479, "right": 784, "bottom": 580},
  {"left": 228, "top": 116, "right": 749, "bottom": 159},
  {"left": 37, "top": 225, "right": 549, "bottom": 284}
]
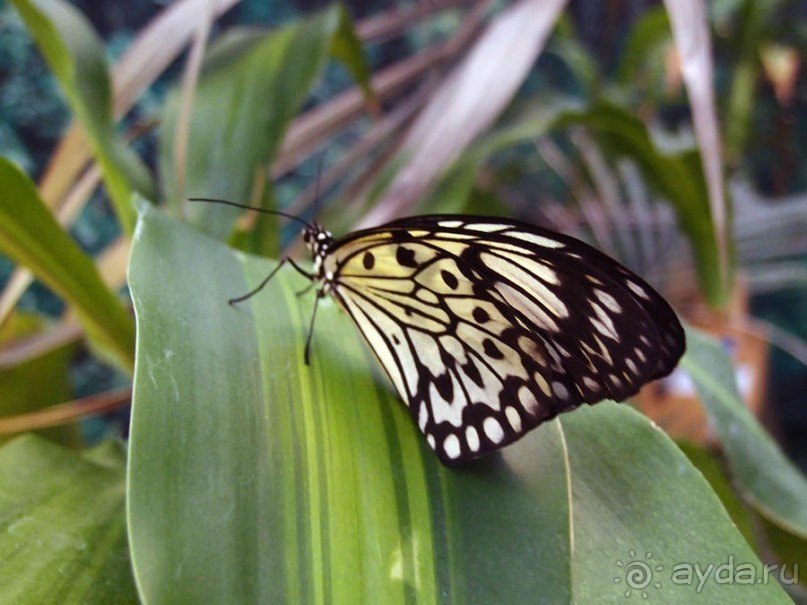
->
[{"left": 302, "top": 224, "right": 334, "bottom": 278}]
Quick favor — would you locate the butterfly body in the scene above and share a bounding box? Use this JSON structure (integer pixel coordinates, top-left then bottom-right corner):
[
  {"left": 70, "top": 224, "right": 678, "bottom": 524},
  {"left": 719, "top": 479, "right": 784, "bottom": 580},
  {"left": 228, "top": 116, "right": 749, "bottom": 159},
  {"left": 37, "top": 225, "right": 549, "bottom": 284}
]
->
[{"left": 297, "top": 215, "right": 685, "bottom": 465}]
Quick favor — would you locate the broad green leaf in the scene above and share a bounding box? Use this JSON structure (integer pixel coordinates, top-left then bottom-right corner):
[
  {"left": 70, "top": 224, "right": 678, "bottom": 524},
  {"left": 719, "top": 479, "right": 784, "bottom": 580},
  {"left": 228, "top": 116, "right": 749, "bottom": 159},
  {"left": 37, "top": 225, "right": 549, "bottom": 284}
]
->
[
  {"left": 161, "top": 6, "right": 370, "bottom": 239},
  {"left": 0, "top": 435, "right": 135, "bottom": 605},
  {"left": 10, "top": 0, "right": 152, "bottom": 234},
  {"left": 128, "top": 204, "right": 788, "bottom": 603},
  {"left": 762, "top": 520, "right": 807, "bottom": 593},
  {"left": 683, "top": 325, "right": 807, "bottom": 538},
  {"left": 677, "top": 440, "right": 757, "bottom": 546},
  {"left": 679, "top": 431, "right": 806, "bottom": 593},
  {"left": 558, "top": 101, "right": 726, "bottom": 306},
  {"left": 0, "top": 158, "right": 135, "bottom": 371}
]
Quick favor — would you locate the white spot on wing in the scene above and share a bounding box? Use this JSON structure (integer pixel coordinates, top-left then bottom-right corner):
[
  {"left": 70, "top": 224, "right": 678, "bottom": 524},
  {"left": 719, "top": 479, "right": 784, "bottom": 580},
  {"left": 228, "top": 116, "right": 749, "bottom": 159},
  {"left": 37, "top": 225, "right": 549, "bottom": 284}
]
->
[
  {"left": 505, "top": 406, "right": 522, "bottom": 433},
  {"left": 466, "top": 426, "right": 480, "bottom": 452},
  {"left": 551, "top": 381, "right": 569, "bottom": 400},
  {"left": 583, "top": 376, "right": 598, "bottom": 391},
  {"left": 590, "top": 302, "right": 619, "bottom": 341},
  {"left": 594, "top": 335, "right": 613, "bottom": 365},
  {"left": 464, "top": 223, "right": 509, "bottom": 233},
  {"left": 506, "top": 231, "right": 565, "bottom": 248},
  {"left": 518, "top": 385, "right": 540, "bottom": 415},
  {"left": 591, "top": 318, "right": 613, "bottom": 340},
  {"left": 627, "top": 280, "right": 650, "bottom": 299},
  {"left": 534, "top": 373, "right": 552, "bottom": 397},
  {"left": 483, "top": 417, "right": 504, "bottom": 444},
  {"left": 443, "top": 434, "right": 461, "bottom": 459},
  {"left": 595, "top": 289, "right": 622, "bottom": 313}
]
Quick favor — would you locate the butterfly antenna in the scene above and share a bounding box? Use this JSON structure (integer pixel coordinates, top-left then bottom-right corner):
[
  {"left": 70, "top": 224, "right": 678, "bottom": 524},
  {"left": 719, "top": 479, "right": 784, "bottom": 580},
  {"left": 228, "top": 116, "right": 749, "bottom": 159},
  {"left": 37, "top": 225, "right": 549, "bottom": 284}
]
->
[
  {"left": 313, "top": 153, "right": 326, "bottom": 218},
  {"left": 189, "top": 197, "right": 312, "bottom": 229}
]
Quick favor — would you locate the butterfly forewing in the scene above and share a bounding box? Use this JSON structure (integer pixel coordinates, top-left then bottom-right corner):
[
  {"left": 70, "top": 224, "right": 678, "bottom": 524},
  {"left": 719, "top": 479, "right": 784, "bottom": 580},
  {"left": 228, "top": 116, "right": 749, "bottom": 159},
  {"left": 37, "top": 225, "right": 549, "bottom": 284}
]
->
[{"left": 316, "top": 215, "right": 684, "bottom": 464}]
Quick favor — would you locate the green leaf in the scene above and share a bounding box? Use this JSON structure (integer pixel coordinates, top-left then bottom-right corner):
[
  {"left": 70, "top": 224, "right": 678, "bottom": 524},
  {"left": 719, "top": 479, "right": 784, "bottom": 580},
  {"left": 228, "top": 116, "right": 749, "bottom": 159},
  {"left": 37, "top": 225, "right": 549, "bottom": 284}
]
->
[
  {"left": 683, "top": 325, "right": 807, "bottom": 539},
  {"left": 328, "top": 5, "right": 374, "bottom": 101},
  {"left": 616, "top": 8, "right": 671, "bottom": 85},
  {"left": 723, "top": 0, "right": 784, "bottom": 163},
  {"left": 0, "top": 435, "right": 136, "bottom": 605},
  {"left": 547, "top": 16, "right": 600, "bottom": 97},
  {"left": 128, "top": 205, "right": 789, "bottom": 603},
  {"left": 161, "top": 6, "right": 367, "bottom": 239},
  {"left": 761, "top": 519, "right": 807, "bottom": 590},
  {"left": 10, "top": 0, "right": 152, "bottom": 234},
  {"left": 0, "top": 158, "right": 135, "bottom": 371},
  {"left": 676, "top": 440, "right": 757, "bottom": 546}
]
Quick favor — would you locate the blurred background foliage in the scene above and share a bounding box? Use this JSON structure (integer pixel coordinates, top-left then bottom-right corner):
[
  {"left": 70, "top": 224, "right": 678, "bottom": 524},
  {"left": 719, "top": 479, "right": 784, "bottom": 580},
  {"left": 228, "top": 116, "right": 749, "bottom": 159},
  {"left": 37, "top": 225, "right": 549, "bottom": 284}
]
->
[{"left": 1, "top": 0, "right": 807, "bottom": 602}]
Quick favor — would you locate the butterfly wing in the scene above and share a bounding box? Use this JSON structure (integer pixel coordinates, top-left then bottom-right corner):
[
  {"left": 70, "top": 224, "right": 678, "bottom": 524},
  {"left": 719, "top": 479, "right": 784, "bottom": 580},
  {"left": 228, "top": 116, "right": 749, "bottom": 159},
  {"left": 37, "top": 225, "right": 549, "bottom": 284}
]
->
[{"left": 323, "top": 216, "right": 684, "bottom": 464}]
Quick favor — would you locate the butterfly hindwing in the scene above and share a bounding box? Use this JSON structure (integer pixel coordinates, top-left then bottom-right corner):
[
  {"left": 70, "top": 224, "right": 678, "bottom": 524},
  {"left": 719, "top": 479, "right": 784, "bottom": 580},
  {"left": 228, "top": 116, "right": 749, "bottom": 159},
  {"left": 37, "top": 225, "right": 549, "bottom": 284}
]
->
[{"left": 320, "top": 216, "right": 684, "bottom": 464}]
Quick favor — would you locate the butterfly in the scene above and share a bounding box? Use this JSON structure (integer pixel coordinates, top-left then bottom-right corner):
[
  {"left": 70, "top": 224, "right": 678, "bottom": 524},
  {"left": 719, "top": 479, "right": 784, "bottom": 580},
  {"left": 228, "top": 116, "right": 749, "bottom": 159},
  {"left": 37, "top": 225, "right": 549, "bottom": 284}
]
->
[{"left": 193, "top": 199, "right": 686, "bottom": 465}]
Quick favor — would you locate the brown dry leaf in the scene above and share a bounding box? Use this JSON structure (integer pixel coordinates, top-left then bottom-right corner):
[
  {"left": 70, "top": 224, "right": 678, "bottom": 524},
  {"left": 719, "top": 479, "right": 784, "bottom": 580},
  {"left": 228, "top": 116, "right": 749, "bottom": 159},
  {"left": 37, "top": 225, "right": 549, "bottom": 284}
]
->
[
  {"left": 357, "top": 0, "right": 470, "bottom": 43},
  {"left": 357, "top": 0, "right": 568, "bottom": 228},
  {"left": 664, "top": 0, "right": 730, "bottom": 301},
  {"left": 273, "top": 3, "right": 487, "bottom": 179},
  {"left": 112, "top": 0, "right": 241, "bottom": 117},
  {"left": 0, "top": 387, "right": 131, "bottom": 435},
  {"left": 272, "top": 50, "right": 441, "bottom": 178},
  {"left": 95, "top": 238, "right": 132, "bottom": 289}
]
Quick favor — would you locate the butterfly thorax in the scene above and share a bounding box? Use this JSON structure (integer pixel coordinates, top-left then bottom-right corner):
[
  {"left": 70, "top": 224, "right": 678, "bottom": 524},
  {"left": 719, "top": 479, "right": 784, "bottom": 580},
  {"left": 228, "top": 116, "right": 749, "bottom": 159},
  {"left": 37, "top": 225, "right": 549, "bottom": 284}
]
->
[{"left": 303, "top": 224, "right": 335, "bottom": 285}]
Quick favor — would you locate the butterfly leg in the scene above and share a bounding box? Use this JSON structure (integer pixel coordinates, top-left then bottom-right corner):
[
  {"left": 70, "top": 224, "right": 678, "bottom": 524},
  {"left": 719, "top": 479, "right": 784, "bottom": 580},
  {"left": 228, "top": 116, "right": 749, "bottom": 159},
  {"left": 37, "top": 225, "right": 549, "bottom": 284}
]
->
[
  {"left": 286, "top": 258, "right": 318, "bottom": 296},
  {"left": 303, "top": 289, "right": 324, "bottom": 366},
  {"left": 228, "top": 258, "right": 289, "bottom": 305},
  {"left": 295, "top": 282, "right": 316, "bottom": 297},
  {"left": 288, "top": 258, "right": 315, "bottom": 280}
]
